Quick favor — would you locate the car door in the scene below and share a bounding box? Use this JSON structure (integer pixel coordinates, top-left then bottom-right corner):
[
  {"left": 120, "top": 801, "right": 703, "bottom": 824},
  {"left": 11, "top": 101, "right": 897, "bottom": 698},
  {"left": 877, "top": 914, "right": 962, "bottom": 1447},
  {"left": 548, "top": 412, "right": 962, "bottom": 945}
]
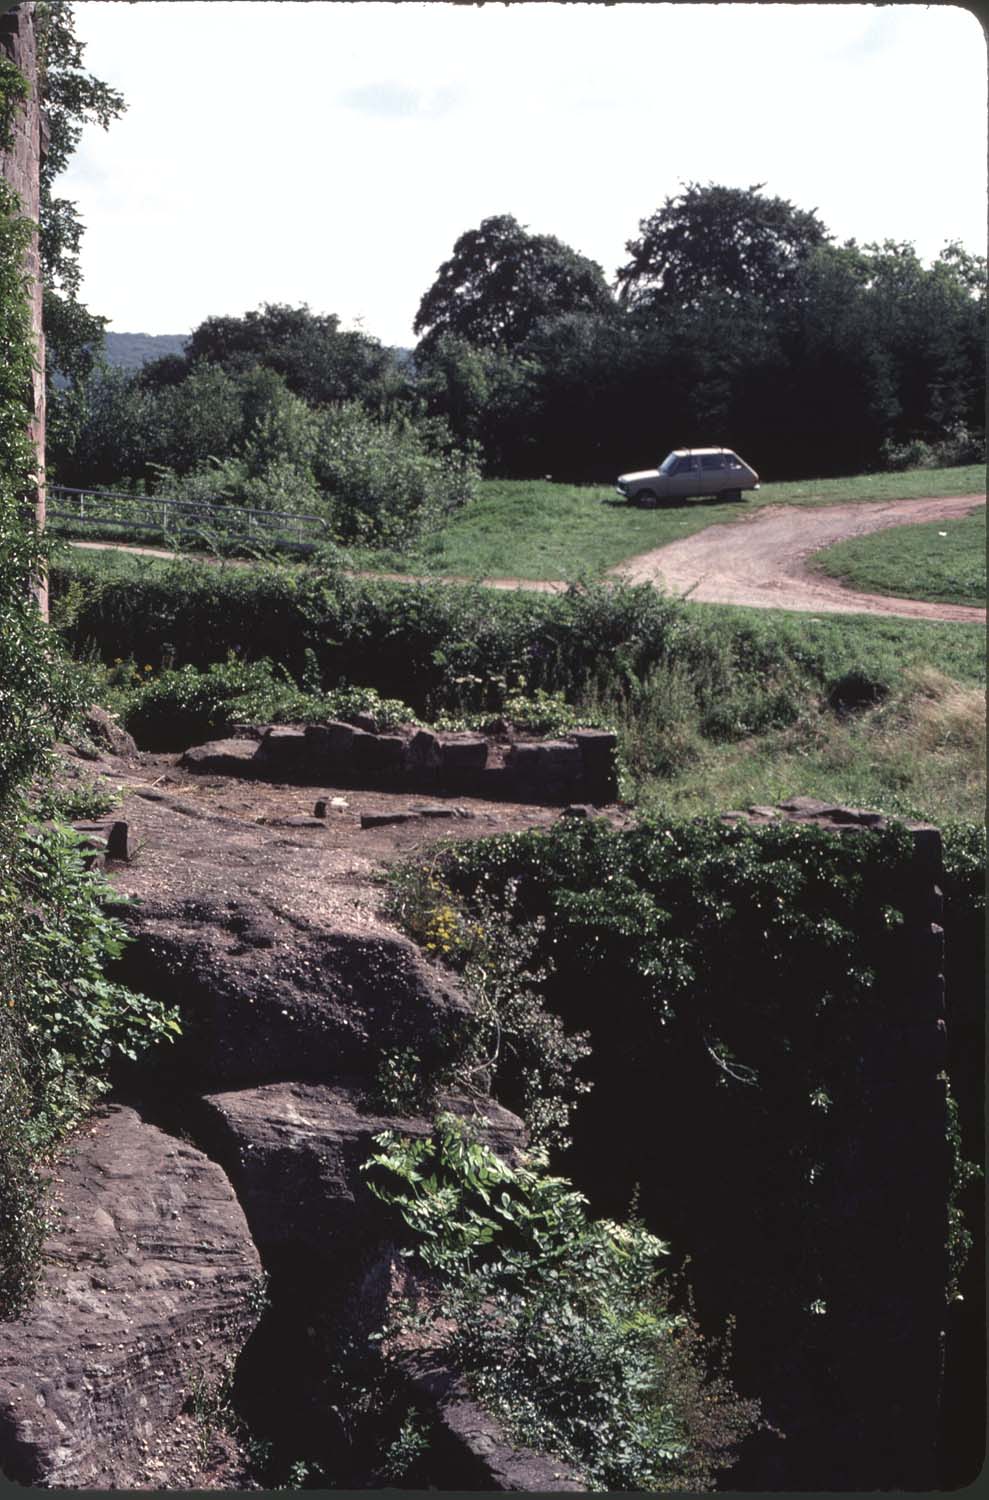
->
[
  {"left": 668, "top": 454, "right": 699, "bottom": 498},
  {"left": 698, "top": 453, "right": 726, "bottom": 496}
]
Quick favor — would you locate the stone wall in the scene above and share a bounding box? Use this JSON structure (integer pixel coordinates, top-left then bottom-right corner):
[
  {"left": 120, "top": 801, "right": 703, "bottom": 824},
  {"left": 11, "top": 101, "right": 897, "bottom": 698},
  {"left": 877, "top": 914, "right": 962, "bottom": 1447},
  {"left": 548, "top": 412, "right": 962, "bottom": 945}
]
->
[
  {"left": 0, "top": 0, "right": 46, "bottom": 617},
  {"left": 182, "top": 722, "right": 620, "bottom": 806}
]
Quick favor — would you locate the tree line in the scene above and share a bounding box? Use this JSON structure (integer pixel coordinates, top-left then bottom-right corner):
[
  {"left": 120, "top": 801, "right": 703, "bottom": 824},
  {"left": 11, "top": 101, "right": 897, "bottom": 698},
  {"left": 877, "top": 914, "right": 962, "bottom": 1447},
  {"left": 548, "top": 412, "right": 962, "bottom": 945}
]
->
[{"left": 50, "top": 186, "right": 984, "bottom": 513}]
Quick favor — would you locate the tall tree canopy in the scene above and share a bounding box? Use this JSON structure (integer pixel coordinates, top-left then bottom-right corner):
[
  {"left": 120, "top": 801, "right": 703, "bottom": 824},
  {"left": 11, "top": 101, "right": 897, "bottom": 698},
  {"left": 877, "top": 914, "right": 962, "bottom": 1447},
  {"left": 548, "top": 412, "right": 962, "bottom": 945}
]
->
[
  {"left": 616, "top": 182, "right": 830, "bottom": 311},
  {"left": 36, "top": 0, "right": 125, "bottom": 463},
  {"left": 144, "top": 301, "right": 399, "bottom": 412},
  {"left": 414, "top": 214, "right": 614, "bottom": 352}
]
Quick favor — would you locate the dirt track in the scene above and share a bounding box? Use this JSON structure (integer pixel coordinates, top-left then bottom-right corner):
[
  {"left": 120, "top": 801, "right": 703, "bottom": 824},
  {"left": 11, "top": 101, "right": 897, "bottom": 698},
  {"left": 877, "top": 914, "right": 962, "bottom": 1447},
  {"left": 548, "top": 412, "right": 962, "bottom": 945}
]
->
[
  {"left": 613, "top": 494, "right": 987, "bottom": 621},
  {"left": 70, "top": 493, "right": 986, "bottom": 622}
]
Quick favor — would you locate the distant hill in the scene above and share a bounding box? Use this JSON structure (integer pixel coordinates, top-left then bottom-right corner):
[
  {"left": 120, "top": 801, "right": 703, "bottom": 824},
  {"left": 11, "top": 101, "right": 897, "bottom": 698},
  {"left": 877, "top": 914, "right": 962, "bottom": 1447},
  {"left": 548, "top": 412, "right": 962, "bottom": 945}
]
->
[
  {"left": 103, "top": 332, "right": 188, "bottom": 371},
  {"left": 101, "top": 332, "right": 414, "bottom": 375}
]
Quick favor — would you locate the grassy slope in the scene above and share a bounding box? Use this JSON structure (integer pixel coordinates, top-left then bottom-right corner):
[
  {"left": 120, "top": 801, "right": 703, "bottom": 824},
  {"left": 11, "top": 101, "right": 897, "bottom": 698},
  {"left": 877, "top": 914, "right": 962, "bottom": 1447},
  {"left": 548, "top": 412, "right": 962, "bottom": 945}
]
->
[
  {"left": 348, "top": 464, "right": 986, "bottom": 580},
  {"left": 809, "top": 507, "right": 986, "bottom": 608},
  {"left": 622, "top": 604, "right": 986, "bottom": 826},
  {"left": 54, "top": 541, "right": 985, "bottom": 829}
]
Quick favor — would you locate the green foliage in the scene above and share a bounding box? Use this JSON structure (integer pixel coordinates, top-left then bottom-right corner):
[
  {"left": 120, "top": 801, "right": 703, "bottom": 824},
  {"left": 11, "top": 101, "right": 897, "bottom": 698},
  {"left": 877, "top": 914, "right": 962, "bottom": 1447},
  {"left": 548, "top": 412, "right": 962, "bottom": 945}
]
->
[
  {"left": 414, "top": 214, "right": 614, "bottom": 353},
  {"left": 435, "top": 683, "right": 609, "bottom": 738},
  {"left": 617, "top": 182, "right": 830, "bottom": 311},
  {"left": 313, "top": 400, "right": 479, "bottom": 546},
  {"left": 388, "top": 865, "right": 590, "bottom": 1150},
  {"left": 36, "top": 1, "right": 124, "bottom": 424},
  {"left": 0, "top": 175, "right": 85, "bottom": 811},
  {"left": 27, "top": 763, "right": 120, "bottom": 822},
  {"left": 176, "top": 301, "right": 400, "bottom": 412},
  {"left": 364, "top": 1115, "right": 761, "bottom": 1490},
  {"left": 120, "top": 655, "right": 419, "bottom": 749},
  {"left": 0, "top": 822, "right": 180, "bottom": 1316},
  {"left": 434, "top": 814, "right": 984, "bottom": 1323},
  {"left": 51, "top": 550, "right": 985, "bottom": 817},
  {"left": 0, "top": 56, "right": 30, "bottom": 149},
  {"left": 811, "top": 507, "right": 986, "bottom": 608}
]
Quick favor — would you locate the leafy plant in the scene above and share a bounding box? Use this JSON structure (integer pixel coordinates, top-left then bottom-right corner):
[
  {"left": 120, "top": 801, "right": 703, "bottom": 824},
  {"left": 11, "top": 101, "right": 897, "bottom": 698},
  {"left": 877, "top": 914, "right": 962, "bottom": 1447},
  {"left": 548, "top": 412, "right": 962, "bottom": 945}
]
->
[
  {"left": 363, "top": 1115, "right": 762, "bottom": 1491},
  {"left": 0, "top": 822, "right": 180, "bottom": 1316},
  {"left": 387, "top": 863, "right": 590, "bottom": 1149}
]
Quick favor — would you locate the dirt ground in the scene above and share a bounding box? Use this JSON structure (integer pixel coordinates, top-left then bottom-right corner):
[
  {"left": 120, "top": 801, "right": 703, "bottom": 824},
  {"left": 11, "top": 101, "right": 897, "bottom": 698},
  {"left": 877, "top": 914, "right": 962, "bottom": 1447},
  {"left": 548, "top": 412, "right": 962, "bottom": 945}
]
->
[
  {"left": 65, "top": 746, "right": 627, "bottom": 942},
  {"left": 611, "top": 494, "right": 986, "bottom": 620}
]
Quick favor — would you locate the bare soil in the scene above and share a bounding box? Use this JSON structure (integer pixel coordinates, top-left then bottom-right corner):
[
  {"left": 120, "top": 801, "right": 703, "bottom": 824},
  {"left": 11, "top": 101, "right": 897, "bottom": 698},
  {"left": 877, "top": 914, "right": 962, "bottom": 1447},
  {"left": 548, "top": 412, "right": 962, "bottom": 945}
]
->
[{"left": 612, "top": 495, "right": 987, "bottom": 621}]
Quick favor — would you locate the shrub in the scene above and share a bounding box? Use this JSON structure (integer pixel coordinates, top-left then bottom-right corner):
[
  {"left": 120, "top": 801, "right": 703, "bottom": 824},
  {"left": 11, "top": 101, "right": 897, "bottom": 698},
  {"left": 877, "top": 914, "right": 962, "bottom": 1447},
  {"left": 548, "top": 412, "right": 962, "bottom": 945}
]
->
[
  {"left": 313, "top": 401, "right": 480, "bottom": 546},
  {"left": 363, "top": 1114, "right": 762, "bottom": 1491},
  {"left": 121, "top": 655, "right": 419, "bottom": 749},
  {"left": 0, "top": 823, "right": 180, "bottom": 1316},
  {"left": 387, "top": 864, "right": 590, "bottom": 1150}
]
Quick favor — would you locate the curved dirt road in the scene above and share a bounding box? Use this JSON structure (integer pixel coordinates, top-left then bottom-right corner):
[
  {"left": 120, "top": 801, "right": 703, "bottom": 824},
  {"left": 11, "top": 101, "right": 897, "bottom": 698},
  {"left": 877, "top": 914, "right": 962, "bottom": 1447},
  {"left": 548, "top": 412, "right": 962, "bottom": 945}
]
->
[
  {"left": 70, "top": 494, "right": 986, "bottom": 621},
  {"left": 613, "top": 494, "right": 986, "bottom": 622}
]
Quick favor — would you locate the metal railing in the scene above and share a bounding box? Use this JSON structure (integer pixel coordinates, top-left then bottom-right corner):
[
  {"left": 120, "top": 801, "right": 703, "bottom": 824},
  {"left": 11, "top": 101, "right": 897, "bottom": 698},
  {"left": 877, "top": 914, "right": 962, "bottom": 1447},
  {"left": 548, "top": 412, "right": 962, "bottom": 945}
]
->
[{"left": 47, "top": 485, "right": 332, "bottom": 553}]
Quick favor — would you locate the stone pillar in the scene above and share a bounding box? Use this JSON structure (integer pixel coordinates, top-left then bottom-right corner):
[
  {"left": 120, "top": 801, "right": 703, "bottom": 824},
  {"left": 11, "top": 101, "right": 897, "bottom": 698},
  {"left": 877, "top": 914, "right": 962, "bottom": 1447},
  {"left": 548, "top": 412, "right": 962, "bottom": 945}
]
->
[{"left": 0, "top": 0, "right": 47, "bottom": 619}]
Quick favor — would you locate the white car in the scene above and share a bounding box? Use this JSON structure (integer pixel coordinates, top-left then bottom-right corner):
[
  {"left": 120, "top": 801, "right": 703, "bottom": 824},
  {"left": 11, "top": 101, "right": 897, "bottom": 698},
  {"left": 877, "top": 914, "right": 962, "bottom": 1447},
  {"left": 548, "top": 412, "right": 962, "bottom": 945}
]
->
[{"left": 616, "top": 447, "right": 759, "bottom": 506}]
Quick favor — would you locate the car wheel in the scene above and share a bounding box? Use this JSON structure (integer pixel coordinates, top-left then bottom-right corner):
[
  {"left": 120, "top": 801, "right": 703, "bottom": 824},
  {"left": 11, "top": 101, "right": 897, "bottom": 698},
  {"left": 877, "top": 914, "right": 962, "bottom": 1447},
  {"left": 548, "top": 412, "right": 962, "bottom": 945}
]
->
[
  {"left": 636, "top": 489, "right": 659, "bottom": 508},
  {"left": 724, "top": 488, "right": 743, "bottom": 502}
]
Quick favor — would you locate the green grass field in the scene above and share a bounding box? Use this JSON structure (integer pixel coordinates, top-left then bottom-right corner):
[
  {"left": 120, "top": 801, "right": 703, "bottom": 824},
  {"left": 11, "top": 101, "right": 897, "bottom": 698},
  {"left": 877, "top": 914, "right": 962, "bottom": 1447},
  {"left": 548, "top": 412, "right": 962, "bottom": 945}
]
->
[
  {"left": 810, "top": 506, "right": 986, "bottom": 608},
  {"left": 349, "top": 464, "right": 986, "bottom": 581},
  {"left": 621, "top": 603, "right": 986, "bottom": 825}
]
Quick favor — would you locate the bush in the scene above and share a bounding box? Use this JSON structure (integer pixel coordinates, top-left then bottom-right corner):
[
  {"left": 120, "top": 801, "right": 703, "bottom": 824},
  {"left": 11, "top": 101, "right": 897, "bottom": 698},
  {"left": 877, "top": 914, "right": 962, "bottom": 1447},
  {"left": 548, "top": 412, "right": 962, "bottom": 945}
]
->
[
  {"left": 0, "top": 823, "right": 180, "bottom": 1316},
  {"left": 313, "top": 401, "right": 480, "bottom": 546},
  {"left": 121, "top": 655, "right": 419, "bottom": 749},
  {"left": 881, "top": 424, "right": 986, "bottom": 472},
  {"left": 387, "top": 865, "right": 590, "bottom": 1150},
  {"left": 363, "top": 1115, "right": 762, "bottom": 1491}
]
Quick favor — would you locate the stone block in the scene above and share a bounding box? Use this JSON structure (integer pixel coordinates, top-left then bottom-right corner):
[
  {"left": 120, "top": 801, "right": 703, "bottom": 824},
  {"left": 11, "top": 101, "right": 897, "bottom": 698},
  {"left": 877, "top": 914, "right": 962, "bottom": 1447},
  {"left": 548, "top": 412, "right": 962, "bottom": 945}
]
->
[
  {"left": 253, "top": 726, "right": 309, "bottom": 774},
  {"left": 180, "top": 738, "right": 260, "bottom": 776},
  {"left": 506, "top": 740, "right": 582, "bottom": 785},
  {"left": 305, "top": 720, "right": 362, "bottom": 762},
  {"left": 408, "top": 728, "right": 442, "bottom": 771},
  {"left": 567, "top": 729, "right": 619, "bottom": 802},
  {"left": 361, "top": 733, "right": 409, "bottom": 777},
  {"left": 439, "top": 736, "right": 488, "bottom": 772}
]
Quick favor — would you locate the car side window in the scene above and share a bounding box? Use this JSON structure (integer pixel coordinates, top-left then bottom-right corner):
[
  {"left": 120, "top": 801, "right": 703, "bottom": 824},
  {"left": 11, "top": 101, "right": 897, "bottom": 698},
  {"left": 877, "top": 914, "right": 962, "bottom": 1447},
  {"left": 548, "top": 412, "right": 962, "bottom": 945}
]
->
[
  {"left": 674, "top": 457, "right": 696, "bottom": 475},
  {"left": 700, "top": 455, "right": 724, "bottom": 471}
]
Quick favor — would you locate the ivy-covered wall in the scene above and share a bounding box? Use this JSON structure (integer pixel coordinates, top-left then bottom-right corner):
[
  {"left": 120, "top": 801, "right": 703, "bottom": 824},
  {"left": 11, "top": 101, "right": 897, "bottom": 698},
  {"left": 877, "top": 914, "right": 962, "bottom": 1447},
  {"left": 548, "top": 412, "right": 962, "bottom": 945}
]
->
[
  {"left": 0, "top": 0, "right": 46, "bottom": 616},
  {"left": 440, "top": 803, "right": 961, "bottom": 1489}
]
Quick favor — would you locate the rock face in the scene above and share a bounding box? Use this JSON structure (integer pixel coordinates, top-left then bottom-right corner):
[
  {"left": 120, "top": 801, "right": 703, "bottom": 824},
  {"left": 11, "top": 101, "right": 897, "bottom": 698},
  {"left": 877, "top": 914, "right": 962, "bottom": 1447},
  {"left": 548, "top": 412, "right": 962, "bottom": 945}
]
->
[
  {"left": 82, "top": 705, "right": 139, "bottom": 760},
  {"left": 0, "top": 1105, "right": 261, "bottom": 1488},
  {"left": 115, "top": 895, "right": 470, "bottom": 1090},
  {"left": 197, "top": 1081, "right": 526, "bottom": 1262}
]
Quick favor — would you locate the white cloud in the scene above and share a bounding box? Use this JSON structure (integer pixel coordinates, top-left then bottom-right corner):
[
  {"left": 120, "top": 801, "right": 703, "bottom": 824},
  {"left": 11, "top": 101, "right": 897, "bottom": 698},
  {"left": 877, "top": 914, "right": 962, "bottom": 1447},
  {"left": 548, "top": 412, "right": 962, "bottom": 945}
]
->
[{"left": 61, "top": 2, "right": 987, "bottom": 345}]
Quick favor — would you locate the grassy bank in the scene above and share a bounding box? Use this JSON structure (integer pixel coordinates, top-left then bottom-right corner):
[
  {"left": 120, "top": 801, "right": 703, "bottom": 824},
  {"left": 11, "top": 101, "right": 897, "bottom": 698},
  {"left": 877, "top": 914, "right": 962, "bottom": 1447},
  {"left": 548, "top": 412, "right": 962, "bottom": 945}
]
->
[
  {"left": 810, "top": 507, "right": 986, "bottom": 608},
  {"left": 347, "top": 465, "right": 986, "bottom": 581},
  {"left": 52, "top": 548, "right": 985, "bottom": 828}
]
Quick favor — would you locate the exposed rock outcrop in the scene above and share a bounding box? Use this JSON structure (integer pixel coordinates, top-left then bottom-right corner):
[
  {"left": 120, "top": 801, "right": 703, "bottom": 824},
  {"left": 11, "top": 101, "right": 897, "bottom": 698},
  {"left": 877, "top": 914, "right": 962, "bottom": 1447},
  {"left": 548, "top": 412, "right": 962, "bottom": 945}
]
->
[
  {"left": 197, "top": 1081, "right": 526, "bottom": 1262},
  {"left": 0, "top": 1106, "right": 261, "bottom": 1488}
]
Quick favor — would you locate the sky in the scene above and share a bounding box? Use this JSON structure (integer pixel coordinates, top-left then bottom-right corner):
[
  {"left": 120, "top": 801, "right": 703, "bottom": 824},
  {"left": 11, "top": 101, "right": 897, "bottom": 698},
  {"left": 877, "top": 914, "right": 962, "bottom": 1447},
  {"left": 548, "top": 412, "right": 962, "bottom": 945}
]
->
[{"left": 60, "top": 1, "right": 988, "bottom": 349}]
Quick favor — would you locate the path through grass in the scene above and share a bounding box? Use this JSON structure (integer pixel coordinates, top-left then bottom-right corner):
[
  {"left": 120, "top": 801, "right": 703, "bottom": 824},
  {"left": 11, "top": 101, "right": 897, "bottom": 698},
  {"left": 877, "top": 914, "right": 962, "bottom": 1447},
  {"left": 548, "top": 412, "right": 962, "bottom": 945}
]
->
[
  {"left": 348, "top": 465, "right": 986, "bottom": 580},
  {"left": 810, "top": 507, "right": 986, "bottom": 608}
]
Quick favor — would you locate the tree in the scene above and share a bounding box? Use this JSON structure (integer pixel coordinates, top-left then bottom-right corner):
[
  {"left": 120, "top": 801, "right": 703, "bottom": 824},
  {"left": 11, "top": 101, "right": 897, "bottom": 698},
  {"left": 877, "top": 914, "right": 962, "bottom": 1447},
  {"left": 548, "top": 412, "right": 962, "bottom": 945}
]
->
[
  {"left": 414, "top": 214, "right": 614, "bottom": 353},
  {"left": 33, "top": 0, "right": 125, "bottom": 478},
  {"left": 178, "top": 302, "right": 398, "bottom": 411},
  {"left": 616, "top": 183, "right": 830, "bottom": 312}
]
